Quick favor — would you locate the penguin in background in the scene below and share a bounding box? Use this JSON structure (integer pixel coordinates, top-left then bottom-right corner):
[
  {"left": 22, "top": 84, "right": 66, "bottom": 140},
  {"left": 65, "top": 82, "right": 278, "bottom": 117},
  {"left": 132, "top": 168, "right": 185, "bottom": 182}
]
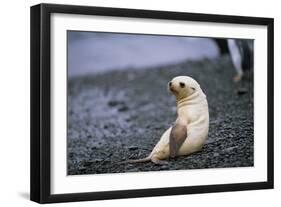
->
[{"left": 214, "top": 38, "right": 253, "bottom": 82}]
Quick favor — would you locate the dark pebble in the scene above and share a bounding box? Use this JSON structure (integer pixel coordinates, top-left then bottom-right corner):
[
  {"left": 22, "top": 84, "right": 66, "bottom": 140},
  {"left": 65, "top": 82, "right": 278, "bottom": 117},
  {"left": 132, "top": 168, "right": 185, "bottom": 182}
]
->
[
  {"left": 78, "top": 167, "right": 87, "bottom": 171},
  {"left": 108, "top": 100, "right": 120, "bottom": 107},
  {"left": 160, "top": 165, "right": 169, "bottom": 170},
  {"left": 83, "top": 161, "right": 94, "bottom": 166},
  {"left": 128, "top": 146, "right": 139, "bottom": 150},
  {"left": 118, "top": 105, "right": 129, "bottom": 112},
  {"left": 237, "top": 88, "right": 248, "bottom": 95}
]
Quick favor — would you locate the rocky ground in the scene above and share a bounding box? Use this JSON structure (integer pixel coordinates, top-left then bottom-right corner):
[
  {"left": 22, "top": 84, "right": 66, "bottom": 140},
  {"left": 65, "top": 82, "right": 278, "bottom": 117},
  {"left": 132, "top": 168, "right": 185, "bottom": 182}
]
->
[{"left": 67, "top": 56, "right": 254, "bottom": 175}]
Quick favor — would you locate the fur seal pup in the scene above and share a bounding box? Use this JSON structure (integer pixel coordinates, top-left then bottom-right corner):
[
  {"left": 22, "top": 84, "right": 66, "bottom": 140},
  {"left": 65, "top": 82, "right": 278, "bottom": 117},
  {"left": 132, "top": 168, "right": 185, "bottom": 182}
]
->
[{"left": 120, "top": 76, "right": 209, "bottom": 165}]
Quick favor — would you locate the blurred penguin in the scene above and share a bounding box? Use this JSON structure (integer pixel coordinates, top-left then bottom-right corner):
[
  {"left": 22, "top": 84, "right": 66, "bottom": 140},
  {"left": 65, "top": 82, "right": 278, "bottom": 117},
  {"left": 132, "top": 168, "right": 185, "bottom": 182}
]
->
[
  {"left": 227, "top": 39, "right": 253, "bottom": 82},
  {"left": 214, "top": 38, "right": 253, "bottom": 82}
]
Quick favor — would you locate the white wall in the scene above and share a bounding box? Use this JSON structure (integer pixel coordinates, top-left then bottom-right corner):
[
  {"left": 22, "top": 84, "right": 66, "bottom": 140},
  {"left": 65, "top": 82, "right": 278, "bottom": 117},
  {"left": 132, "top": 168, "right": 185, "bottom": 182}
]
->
[{"left": 0, "top": 0, "right": 279, "bottom": 206}]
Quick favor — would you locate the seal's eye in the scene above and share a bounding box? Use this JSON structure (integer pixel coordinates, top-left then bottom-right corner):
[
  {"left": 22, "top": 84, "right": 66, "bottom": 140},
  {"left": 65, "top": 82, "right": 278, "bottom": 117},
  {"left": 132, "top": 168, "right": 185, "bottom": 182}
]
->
[
  {"left": 179, "top": 82, "right": 185, "bottom": 88},
  {"left": 191, "top": 87, "right": 195, "bottom": 91}
]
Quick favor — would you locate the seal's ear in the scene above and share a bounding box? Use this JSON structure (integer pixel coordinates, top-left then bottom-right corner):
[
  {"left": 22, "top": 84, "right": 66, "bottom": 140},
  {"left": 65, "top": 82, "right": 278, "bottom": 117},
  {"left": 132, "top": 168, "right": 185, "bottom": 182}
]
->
[{"left": 169, "top": 123, "right": 187, "bottom": 158}]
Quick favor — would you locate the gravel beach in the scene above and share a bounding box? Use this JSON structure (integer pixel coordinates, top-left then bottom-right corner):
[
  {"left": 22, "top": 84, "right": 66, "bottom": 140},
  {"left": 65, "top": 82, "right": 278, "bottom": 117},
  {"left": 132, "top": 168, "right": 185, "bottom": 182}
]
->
[{"left": 67, "top": 56, "right": 254, "bottom": 175}]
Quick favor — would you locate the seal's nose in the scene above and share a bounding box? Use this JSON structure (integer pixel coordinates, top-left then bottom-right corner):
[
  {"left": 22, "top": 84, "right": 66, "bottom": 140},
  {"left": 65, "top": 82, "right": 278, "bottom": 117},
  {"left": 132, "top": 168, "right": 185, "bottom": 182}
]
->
[{"left": 169, "top": 81, "right": 172, "bottom": 87}]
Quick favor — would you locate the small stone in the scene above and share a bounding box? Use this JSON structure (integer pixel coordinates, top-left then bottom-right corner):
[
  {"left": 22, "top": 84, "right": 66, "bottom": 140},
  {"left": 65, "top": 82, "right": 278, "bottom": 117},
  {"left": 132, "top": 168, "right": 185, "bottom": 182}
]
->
[
  {"left": 128, "top": 146, "right": 138, "bottom": 150},
  {"left": 83, "top": 161, "right": 94, "bottom": 166},
  {"left": 93, "top": 158, "right": 103, "bottom": 162},
  {"left": 78, "top": 167, "right": 86, "bottom": 171},
  {"left": 160, "top": 165, "right": 169, "bottom": 170},
  {"left": 108, "top": 100, "right": 119, "bottom": 107},
  {"left": 102, "top": 159, "right": 111, "bottom": 164},
  {"left": 237, "top": 88, "right": 248, "bottom": 95},
  {"left": 127, "top": 164, "right": 134, "bottom": 168},
  {"left": 118, "top": 105, "right": 129, "bottom": 112},
  {"left": 213, "top": 152, "right": 220, "bottom": 157}
]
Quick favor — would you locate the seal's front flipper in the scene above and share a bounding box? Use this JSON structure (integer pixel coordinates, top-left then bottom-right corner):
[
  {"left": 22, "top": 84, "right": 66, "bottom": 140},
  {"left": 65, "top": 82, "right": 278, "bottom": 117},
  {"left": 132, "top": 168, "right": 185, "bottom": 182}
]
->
[{"left": 169, "top": 124, "right": 187, "bottom": 158}]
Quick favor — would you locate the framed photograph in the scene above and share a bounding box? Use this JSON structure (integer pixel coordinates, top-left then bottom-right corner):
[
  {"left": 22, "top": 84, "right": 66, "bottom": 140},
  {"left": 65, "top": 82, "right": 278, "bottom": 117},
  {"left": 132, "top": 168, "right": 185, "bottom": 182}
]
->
[{"left": 30, "top": 3, "right": 274, "bottom": 203}]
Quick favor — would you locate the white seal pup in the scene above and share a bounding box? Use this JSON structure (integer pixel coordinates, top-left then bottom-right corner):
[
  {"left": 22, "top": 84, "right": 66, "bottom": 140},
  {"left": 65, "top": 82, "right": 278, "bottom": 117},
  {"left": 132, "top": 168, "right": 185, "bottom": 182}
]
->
[{"left": 120, "top": 76, "right": 209, "bottom": 165}]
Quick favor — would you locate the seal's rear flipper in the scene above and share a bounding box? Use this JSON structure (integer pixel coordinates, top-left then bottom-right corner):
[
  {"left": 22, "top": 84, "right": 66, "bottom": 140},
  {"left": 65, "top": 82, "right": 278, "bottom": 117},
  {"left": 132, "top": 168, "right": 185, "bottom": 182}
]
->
[
  {"left": 151, "top": 156, "right": 168, "bottom": 165},
  {"left": 169, "top": 123, "right": 187, "bottom": 158},
  {"left": 118, "top": 156, "right": 151, "bottom": 164}
]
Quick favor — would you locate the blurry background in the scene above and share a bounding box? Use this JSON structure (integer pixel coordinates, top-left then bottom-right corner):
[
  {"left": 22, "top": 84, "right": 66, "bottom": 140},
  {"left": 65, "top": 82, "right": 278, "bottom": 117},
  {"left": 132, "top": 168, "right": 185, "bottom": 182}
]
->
[{"left": 68, "top": 32, "right": 220, "bottom": 77}]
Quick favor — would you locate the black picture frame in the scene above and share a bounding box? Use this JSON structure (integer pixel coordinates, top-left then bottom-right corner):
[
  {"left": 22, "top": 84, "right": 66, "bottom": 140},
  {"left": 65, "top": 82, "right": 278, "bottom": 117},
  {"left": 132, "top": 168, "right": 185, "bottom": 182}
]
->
[{"left": 30, "top": 3, "right": 274, "bottom": 204}]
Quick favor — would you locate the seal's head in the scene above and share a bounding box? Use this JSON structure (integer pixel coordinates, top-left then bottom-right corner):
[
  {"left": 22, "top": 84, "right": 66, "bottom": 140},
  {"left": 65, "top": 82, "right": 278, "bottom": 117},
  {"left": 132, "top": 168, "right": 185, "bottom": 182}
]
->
[{"left": 168, "top": 76, "right": 201, "bottom": 100}]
